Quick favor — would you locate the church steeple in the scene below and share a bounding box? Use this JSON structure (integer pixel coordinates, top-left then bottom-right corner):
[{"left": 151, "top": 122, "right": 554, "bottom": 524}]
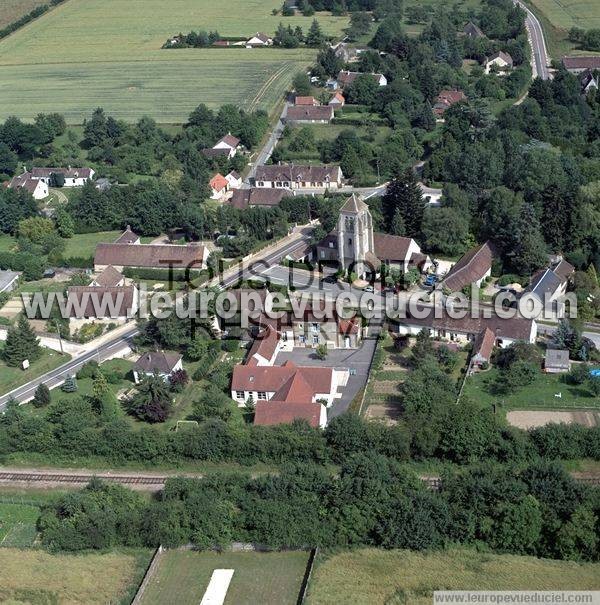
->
[{"left": 337, "top": 194, "right": 374, "bottom": 277}]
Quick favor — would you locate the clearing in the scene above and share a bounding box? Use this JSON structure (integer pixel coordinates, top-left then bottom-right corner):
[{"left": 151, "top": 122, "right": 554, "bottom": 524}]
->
[
  {"left": 140, "top": 549, "right": 310, "bottom": 605},
  {"left": 528, "top": 0, "right": 600, "bottom": 30},
  {"left": 306, "top": 548, "right": 600, "bottom": 605},
  {"left": 0, "top": 0, "right": 348, "bottom": 123},
  {"left": 0, "top": 547, "right": 151, "bottom": 604},
  {"left": 507, "top": 409, "right": 600, "bottom": 429}
]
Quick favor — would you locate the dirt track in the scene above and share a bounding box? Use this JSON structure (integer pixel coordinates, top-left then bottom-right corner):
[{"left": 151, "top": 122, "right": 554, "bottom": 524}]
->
[{"left": 507, "top": 410, "right": 600, "bottom": 430}]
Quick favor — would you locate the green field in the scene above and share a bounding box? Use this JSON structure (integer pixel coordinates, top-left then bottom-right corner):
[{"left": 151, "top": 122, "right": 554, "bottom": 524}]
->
[
  {"left": 462, "top": 367, "right": 600, "bottom": 411},
  {"left": 529, "top": 0, "right": 600, "bottom": 30},
  {"left": 140, "top": 550, "right": 310, "bottom": 605},
  {"left": 0, "top": 502, "right": 39, "bottom": 547},
  {"left": 0, "top": 0, "right": 348, "bottom": 123},
  {"left": 0, "top": 547, "right": 151, "bottom": 604},
  {"left": 0, "top": 0, "right": 48, "bottom": 29},
  {"left": 307, "top": 548, "right": 600, "bottom": 605}
]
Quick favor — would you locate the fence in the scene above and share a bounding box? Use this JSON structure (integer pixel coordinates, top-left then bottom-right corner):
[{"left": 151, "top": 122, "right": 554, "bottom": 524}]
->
[
  {"left": 131, "top": 545, "right": 164, "bottom": 605},
  {"left": 297, "top": 547, "right": 319, "bottom": 605}
]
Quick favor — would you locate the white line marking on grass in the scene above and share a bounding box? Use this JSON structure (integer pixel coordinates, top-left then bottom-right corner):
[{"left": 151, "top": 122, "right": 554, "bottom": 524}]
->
[{"left": 200, "top": 569, "right": 235, "bottom": 605}]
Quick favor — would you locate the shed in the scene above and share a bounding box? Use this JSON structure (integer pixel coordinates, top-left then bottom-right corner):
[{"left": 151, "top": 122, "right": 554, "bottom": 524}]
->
[{"left": 544, "top": 349, "right": 571, "bottom": 373}]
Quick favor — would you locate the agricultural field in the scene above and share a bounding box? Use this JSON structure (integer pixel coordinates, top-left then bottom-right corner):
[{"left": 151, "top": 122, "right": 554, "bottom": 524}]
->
[
  {"left": 0, "top": 0, "right": 348, "bottom": 123},
  {"left": 0, "top": 502, "right": 39, "bottom": 548},
  {"left": 0, "top": 547, "right": 151, "bottom": 604},
  {"left": 0, "top": 0, "right": 48, "bottom": 29},
  {"left": 528, "top": 0, "right": 600, "bottom": 30},
  {"left": 140, "top": 549, "right": 310, "bottom": 605},
  {"left": 306, "top": 548, "right": 600, "bottom": 605},
  {"left": 462, "top": 367, "right": 600, "bottom": 412}
]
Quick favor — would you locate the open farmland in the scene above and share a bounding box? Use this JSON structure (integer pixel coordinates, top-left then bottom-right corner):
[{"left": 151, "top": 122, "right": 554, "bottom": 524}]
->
[
  {"left": 140, "top": 549, "right": 310, "bottom": 605},
  {"left": 0, "top": 0, "right": 49, "bottom": 29},
  {"left": 0, "top": 0, "right": 348, "bottom": 123},
  {"left": 307, "top": 548, "right": 600, "bottom": 605}
]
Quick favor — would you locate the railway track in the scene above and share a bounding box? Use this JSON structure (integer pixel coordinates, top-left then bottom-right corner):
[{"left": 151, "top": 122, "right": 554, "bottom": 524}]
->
[{"left": 0, "top": 471, "right": 172, "bottom": 486}]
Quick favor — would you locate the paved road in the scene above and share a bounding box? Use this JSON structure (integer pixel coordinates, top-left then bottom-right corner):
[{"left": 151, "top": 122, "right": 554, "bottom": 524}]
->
[
  {"left": 244, "top": 101, "right": 290, "bottom": 186},
  {"left": 515, "top": 0, "right": 551, "bottom": 80},
  {"left": 0, "top": 327, "right": 138, "bottom": 409}
]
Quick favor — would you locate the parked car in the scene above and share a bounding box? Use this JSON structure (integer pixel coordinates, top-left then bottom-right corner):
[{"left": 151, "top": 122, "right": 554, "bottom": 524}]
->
[
  {"left": 363, "top": 285, "right": 374, "bottom": 293},
  {"left": 424, "top": 274, "right": 437, "bottom": 287}
]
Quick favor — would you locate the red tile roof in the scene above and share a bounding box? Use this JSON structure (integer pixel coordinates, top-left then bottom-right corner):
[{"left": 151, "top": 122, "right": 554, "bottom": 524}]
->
[
  {"left": 254, "top": 399, "right": 322, "bottom": 427},
  {"left": 232, "top": 360, "right": 333, "bottom": 396},
  {"left": 114, "top": 226, "right": 139, "bottom": 244},
  {"left": 215, "top": 134, "right": 240, "bottom": 149},
  {"left": 472, "top": 327, "right": 495, "bottom": 361},
  {"left": 295, "top": 96, "right": 319, "bottom": 105},
  {"left": 286, "top": 106, "right": 334, "bottom": 122},
  {"left": 562, "top": 56, "right": 600, "bottom": 71},
  {"left": 93, "top": 265, "right": 124, "bottom": 288},
  {"left": 229, "top": 188, "right": 292, "bottom": 209},
  {"left": 246, "top": 325, "right": 280, "bottom": 365},
  {"left": 210, "top": 173, "right": 229, "bottom": 192},
  {"left": 66, "top": 285, "right": 136, "bottom": 318}
]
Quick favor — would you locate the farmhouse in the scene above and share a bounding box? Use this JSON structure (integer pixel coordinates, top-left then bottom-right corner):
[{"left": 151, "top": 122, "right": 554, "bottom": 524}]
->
[
  {"left": 544, "top": 349, "right": 571, "bottom": 373},
  {"left": 6, "top": 173, "right": 48, "bottom": 200},
  {"left": 463, "top": 21, "right": 485, "bottom": 39},
  {"left": 284, "top": 105, "right": 334, "bottom": 124},
  {"left": 229, "top": 187, "right": 292, "bottom": 209},
  {"left": 562, "top": 56, "right": 600, "bottom": 74},
  {"left": 66, "top": 284, "right": 139, "bottom": 332},
  {"left": 395, "top": 307, "right": 537, "bottom": 348},
  {"left": 225, "top": 171, "right": 242, "bottom": 189},
  {"left": 246, "top": 32, "right": 273, "bottom": 47},
  {"left": 254, "top": 164, "right": 344, "bottom": 190},
  {"left": 209, "top": 173, "right": 229, "bottom": 199},
  {"left": 94, "top": 242, "right": 208, "bottom": 272},
  {"left": 438, "top": 241, "right": 496, "bottom": 292},
  {"left": 332, "top": 43, "right": 369, "bottom": 63},
  {"left": 484, "top": 51, "right": 513, "bottom": 74},
  {"left": 522, "top": 258, "right": 574, "bottom": 304},
  {"left": 337, "top": 70, "right": 387, "bottom": 88},
  {"left": 433, "top": 90, "right": 467, "bottom": 116},
  {"left": 315, "top": 194, "right": 431, "bottom": 277},
  {"left": 30, "top": 167, "right": 95, "bottom": 187},
  {"left": 133, "top": 351, "right": 183, "bottom": 384},
  {"left": 329, "top": 92, "right": 345, "bottom": 107}
]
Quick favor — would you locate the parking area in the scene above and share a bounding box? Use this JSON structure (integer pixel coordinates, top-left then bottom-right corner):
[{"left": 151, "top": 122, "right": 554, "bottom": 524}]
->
[{"left": 275, "top": 337, "right": 377, "bottom": 418}]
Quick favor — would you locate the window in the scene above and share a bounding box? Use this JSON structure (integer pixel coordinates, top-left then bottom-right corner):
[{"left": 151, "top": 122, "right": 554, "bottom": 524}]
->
[
  {"left": 299, "top": 334, "right": 306, "bottom": 343},
  {"left": 257, "top": 181, "right": 264, "bottom": 186},
  {"left": 313, "top": 335, "right": 319, "bottom": 345},
  {"left": 236, "top": 391, "right": 245, "bottom": 399},
  {"left": 257, "top": 392, "right": 267, "bottom": 400},
  {"left": 312, "top": 323, "right": 319, "bottom": 333}
]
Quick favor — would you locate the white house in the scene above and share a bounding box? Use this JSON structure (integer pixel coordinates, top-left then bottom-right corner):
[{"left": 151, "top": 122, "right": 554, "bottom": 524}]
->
[
  {"left": 254, "top": 164, "right": 344, "bottom": 190},
  {"left": 133, "top": 351, "right": 183, "bottom": 384},
  {"left": 246, "top": 32, "right": 273, "bottom": 47},
  {"left": 7, "top": 174, "right": 48, "bottom": 200},
  {"left": 209, "top": 173, "right": 230, "bottom": 199},
  {"left": 225, "top": 171, "right": 242, "bottom": 189},
  {"left": 212, "top": 134, "right": 241, "bottom": 158},
  {"left": 484, "top": 51, "right": 513, "bottom": 74},
  {"left": 30, "top": 167, "right": 95, "bottom": 187}
]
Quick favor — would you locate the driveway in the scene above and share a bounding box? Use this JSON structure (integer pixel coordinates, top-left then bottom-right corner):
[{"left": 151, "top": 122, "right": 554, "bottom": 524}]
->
[{"left": 275, "top": 336, "right": 378, "bottom": 419}]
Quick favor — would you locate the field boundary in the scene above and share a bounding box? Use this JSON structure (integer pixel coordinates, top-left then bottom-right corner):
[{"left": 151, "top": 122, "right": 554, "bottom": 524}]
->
[
  {"left": 131, "top": 545, "right": 163, "bottom": 605},
  {"left": 297, "top": 547, "right": 318, "bottom": 605}
]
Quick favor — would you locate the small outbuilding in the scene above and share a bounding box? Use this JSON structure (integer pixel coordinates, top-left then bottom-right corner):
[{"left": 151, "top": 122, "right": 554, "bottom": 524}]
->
[{"left": 544, "top": 349, "right": 571, "bottom": 373}]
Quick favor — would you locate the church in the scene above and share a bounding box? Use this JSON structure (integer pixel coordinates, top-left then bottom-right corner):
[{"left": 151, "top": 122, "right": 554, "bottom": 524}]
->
[{"left": 315, "top": 194, "right": 431, "bottom": 278}]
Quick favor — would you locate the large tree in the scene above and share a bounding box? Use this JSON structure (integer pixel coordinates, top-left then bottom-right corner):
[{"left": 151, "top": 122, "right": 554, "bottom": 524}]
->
[{"left": 381, "top": 168, "right": 426, "bottom": 237}]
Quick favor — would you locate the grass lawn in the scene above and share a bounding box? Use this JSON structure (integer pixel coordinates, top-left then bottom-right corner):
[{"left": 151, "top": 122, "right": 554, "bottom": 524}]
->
[
  {"left": 0, "top": 233, "right": 17, "bottom": 253},
  {"left": 62, "top": 230, "right": 125, "bottom": 261},
  {"left": 0, "top": 502, "right": 39, "bottom": 548},
  {"left": 307, "top": 548, "right": 600, "bottom": 605},
  {"left": 0, "top": 0, "right": 48, "bottom": 29},
  {"left": 140, "top": 550, "right": 310, "bottom": 605},
  {"left": 0, "top": 346, "right": 70, "bottom": 395},
  {"left": 462, "top": 367, "right": 600, "bottom": 411},
  {"left": 0, "top": 0, "right": 348, "bottom": 123},
  {"left": 0, "top": 547, "right": 152, "bottom": 605}
]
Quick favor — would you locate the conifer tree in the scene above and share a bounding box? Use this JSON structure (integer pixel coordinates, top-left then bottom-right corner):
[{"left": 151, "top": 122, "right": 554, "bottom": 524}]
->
[
  {"left": 61, "top": 375, "right": 78, "bottom": 393},
  {"left": 32, "top": 383, "right": 51, "bottom": 408},
  {"left": 2, "top": 315, "right": 40, "bottom": 367}
]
